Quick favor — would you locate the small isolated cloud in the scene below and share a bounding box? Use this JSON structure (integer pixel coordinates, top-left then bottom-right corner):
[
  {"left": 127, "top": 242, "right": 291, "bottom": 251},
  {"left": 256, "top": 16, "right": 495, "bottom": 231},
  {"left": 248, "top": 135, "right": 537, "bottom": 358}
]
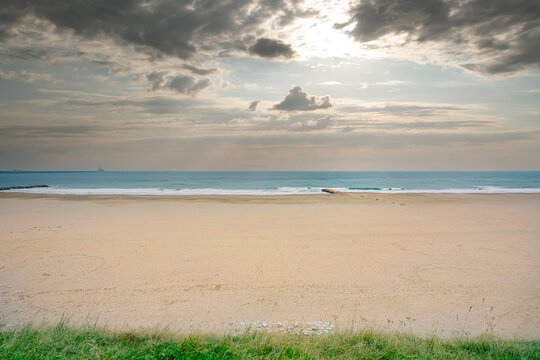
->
[
  {"left": 247, "top": 100, "right": 260, "bottom": 111},
  {"left": 289, "top": 116, "right": 334, "bottom": 132},
  {"left": 167, "top": 75, "right": 210, "bottom": 95},
  {"left": 248, "top": 38, "right": 295, "bottom": 59},
  {"left": 272, "top": 86, "right": 333, "bottom": 111}
]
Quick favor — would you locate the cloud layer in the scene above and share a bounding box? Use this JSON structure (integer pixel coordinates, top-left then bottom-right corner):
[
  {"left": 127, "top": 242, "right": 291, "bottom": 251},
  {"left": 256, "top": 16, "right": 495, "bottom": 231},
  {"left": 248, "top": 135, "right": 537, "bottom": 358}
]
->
[
  {"left": 0, "top": 69, "right": 52, "bottom": 82},
  {"left": 0, "top": 0, "right": 307, "bottom": 61},
  {"left": 342, "top": 0, "right": 540, "bottom": 75}
]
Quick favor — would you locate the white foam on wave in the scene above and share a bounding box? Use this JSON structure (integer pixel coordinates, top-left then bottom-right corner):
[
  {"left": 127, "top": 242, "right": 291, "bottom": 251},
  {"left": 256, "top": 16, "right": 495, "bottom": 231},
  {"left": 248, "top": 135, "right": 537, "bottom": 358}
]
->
[
  {"left": 4, "top": 185, "right": 540, "bottom": 195},
  {"left": 4, "top": 187, "right": 324, "bottom": 196},
  {"left": 353, "top": 186, "right": 540, "bottom": 194}
]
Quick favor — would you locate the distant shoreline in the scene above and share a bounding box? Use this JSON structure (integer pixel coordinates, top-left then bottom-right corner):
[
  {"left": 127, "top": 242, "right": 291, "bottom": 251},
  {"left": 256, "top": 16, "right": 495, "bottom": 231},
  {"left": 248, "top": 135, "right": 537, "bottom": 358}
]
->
[{"left": 2, "top": 191, "right": 540, "bottom": 206}]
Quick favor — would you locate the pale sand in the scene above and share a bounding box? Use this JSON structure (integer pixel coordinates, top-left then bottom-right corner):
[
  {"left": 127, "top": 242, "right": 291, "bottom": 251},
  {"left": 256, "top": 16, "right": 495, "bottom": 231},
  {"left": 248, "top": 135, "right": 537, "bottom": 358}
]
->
[{"left": 0, "top": 193, "right": 539, "bottom": 337}]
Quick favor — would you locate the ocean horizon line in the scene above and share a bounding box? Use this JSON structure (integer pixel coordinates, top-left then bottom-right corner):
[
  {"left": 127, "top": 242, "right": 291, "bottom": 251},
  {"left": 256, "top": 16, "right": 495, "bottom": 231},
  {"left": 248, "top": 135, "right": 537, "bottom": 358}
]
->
[{"left": 2, "top": 170, "right": 540, "bottom": 173}]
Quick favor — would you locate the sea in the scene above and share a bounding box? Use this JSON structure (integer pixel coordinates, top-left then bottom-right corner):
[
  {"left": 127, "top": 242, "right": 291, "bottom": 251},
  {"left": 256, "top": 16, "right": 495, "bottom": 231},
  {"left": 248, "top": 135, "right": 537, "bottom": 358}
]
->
[{"left": 1, "top": 171, "right": 540, "bottom": 195}]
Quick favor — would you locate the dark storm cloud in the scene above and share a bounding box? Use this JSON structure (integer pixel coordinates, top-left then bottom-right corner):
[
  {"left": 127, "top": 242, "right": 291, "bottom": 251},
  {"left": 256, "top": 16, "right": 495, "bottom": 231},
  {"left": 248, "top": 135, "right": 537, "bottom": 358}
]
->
[
  {"left": 341, "top": 0, "right": 540, "bottom": 75},
  {"left": 247, "top": 100, "right": 260, "bottom": 111},
  {"left": 248, "top": 37, "right": 296, "bottom": 59},
  {"left": 273, "top": 86, "right": 333, "bottom": 111},
  {"left": 0, "top": 0, "right": 308, "bottom": 60}
]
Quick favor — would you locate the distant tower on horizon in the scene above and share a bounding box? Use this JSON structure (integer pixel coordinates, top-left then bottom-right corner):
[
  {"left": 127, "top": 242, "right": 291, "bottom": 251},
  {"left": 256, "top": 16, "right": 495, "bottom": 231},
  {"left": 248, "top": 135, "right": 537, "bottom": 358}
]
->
[{"left": 97, "top": 165, "right": 105, "bottom": 172}]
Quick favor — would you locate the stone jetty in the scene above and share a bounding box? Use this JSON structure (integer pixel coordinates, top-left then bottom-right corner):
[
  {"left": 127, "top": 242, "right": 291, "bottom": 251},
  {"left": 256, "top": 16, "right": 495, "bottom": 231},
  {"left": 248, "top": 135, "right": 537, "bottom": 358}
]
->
[{"left": 0, "top": 185, "right": 49, "bottom": 191}]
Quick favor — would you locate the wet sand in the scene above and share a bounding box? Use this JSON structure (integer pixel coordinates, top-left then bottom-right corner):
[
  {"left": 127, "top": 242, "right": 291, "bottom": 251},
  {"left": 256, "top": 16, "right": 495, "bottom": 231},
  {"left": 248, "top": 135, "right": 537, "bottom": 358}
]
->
[{"left": 0, "top": 193, "right": 539, "bottom": 337}]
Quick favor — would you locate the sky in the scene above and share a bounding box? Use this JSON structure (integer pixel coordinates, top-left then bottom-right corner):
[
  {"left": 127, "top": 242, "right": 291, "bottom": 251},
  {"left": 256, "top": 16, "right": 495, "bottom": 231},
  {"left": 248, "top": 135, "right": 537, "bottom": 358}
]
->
[{"left": 0, "top": 0, "right": 539, "bottom": 171}]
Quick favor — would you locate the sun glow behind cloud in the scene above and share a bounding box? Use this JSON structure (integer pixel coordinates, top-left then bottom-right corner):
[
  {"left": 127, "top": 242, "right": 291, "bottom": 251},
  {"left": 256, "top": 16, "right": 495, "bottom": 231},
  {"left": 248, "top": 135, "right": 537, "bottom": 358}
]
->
[
  {"left": 283, "top": 0, "right": 412, "bottom": 61},
  {"left": 283, "top": 0, "right": 371, "bottom": 59}
]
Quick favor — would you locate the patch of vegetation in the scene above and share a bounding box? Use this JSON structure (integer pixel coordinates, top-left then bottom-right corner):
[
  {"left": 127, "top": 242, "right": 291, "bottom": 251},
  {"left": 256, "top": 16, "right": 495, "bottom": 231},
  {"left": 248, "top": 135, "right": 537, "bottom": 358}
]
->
[{"left": 1, "top": 323, "right": 538, "bottom": 359}]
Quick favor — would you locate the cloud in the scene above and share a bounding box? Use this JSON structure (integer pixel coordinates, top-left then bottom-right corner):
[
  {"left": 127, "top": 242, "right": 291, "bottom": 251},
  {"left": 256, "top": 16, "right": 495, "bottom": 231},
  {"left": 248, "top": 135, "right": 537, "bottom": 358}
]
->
[
  {"left": 374, "top": 80, "right": 406, "bottom": 86},
  {"left": 248, "top": 38, "right": 296, "bottom": 59},
  {"left": 55, "top": 92, "right": 257, "bottom": 125},
  {"left": 116, "top": 130, "right": 540, "bottom": 149},
  {"left": 0, "top": 0, "right": 310, "bottom": 61},
  {"left": 247, "top": 100, "right": 260, "bottom": 111},
  {"left": 344, "top": 120, "right": 495, "bottom": 131},
  {"left": 57, "top": 92, "right": 203, "bottom": 115},
  {"left": 0, "top": 69, "right": 52, "bottom": 82},
  {"left": 146, "top": 71, "right": 168, "bottom": 91},
  {"left": 339, "top": 103, "right": 469, "bottom": 117},
  {"left": 276, "top": 4, "right": 319, "bottom": 27},
  {"left": 0, "top": 124, "right": 102, "bottom": 138},
  {"left": 146, "top": 72, "right": 210, "bottom": 95},
  {"left": 289, "top": 116, "right": 334, "bottom": 132},
  {"left": 181, "top": 64, "right": 218, "bottom": 76},
  {"left": 167, "top": 75, "right": 210, "bottom": 95},
  {"left": 315, "top": 81, "right": 342, "bottom": 86},
  {"left": 341, "top": 0, "right": 540, "bottom": 75},
  {"left": 256, "top": 114, "right": 335, "bottom": 132},
  {"left": 272, "top": 86, "right": 333, "bottom": 111}
]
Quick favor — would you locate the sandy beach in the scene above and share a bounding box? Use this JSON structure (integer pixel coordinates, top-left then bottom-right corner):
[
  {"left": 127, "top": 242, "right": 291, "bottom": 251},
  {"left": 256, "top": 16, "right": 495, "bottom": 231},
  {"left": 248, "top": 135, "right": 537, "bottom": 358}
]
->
[{"left": 0, "top": 193, "right": 539, "bottom": 338}]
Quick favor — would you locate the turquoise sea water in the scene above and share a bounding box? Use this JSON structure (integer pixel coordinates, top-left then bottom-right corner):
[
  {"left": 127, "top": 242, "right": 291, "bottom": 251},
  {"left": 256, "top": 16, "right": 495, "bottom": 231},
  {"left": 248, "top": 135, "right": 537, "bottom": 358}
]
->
[{"left": 1, "top": 171, "right": 539, "bottom": 195}]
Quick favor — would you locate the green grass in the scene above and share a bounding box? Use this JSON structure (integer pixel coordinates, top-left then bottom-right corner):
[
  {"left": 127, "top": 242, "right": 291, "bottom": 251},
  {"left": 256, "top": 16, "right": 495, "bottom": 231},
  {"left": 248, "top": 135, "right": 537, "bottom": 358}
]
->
[{"left": 1, "top": 323, "right": 538, "bottom": 359}]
